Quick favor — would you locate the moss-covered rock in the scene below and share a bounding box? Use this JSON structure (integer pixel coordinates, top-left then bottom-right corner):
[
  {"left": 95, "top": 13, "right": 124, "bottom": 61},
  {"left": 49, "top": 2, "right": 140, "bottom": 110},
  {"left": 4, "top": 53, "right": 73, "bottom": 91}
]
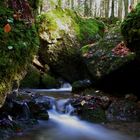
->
[
  {"left": 121, "top": 3, "right": 140, "bottom": 53},
  {"left": 82, "top": 26, "right": 136, "bottom": 80},
  {"left": 20, "top": 65, "right": 59, "bottom": 89},
  {"left": 20, "top": 65, "right": 60, "bottom": 89},
  {"left": 0, "top": 0, "right": 39, "bottom": 107},
  {"left": 37, "top": 8, "right": 104, "bottom": 82},
  {"left": 71, "top": 95, "right": 106, "bottom": 123}
]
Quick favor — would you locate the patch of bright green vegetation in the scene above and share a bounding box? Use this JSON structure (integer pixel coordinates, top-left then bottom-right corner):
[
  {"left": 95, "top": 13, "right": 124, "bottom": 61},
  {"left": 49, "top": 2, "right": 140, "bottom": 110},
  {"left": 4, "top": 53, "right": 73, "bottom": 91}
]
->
[
  {"left": 37, "top": 8, "right": 80, "bottom": 41},
  {"left": 37, "top": 8, "right": 105, "bottom": 45},
  {"left": 0, "top": 1, "right": 39, "bottom": 102},
  {"left": 78, "top": 18, "right": 104, "bottom": 44},
  {"left": 80, "top": 45, "right": 90, "bottom": 54}
]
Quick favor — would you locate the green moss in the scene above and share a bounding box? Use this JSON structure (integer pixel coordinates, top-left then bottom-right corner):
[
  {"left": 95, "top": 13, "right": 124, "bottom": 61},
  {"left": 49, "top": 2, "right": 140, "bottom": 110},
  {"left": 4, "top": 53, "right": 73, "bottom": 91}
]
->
[
  {"left": 37, "top": 8, "right": 104, "bottom": 46},
  {"left": 78, "top": 18, "right": 104, "bottom": 44},
  {"left": 42, "top": 74, "right": 59, "bottom": 88},
  {"left": 81, "top": 106, "right": 106, "bottom": 123},
  {"left": 80, "top": 45, "right": 90, "bottom": 54},
  {"left": 121, "top": 3, "right": 140, "bottom": 52},
  {"left": 0, "top": 0, "right": 39, "bottom": 106},
  {"left": 20, "top": 65, "right": 59, "bottom": 88},
  {"left": 20, "top": 66, "right": 40, "bottom": 88}
]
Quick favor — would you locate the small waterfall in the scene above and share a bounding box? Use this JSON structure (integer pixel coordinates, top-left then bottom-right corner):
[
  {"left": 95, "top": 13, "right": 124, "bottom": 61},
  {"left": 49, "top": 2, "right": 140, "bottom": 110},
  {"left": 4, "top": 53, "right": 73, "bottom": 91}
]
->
[
  {"left": 22, "top": 102, "right": 31, "bottom": 120},
  {"left": 65, "top": 104, "right": 75, "bottom": 115},
  {"left": 51, "top": 98, "right": 74, "bottom": 115},
  {"left": 61, "top": 83, "right": 72, "bottom": 88},
  {"left": 9, "top": 95, "right": 135, "bottom": 140},
  {"left": 46, "top": 97, "right": 134, "bottom": 140},
  {"left": 59, "top": 82, "right": 72, "bottom": 92},
  {"left": 30, "top": 82, "right": 72, "bottom": 93}
]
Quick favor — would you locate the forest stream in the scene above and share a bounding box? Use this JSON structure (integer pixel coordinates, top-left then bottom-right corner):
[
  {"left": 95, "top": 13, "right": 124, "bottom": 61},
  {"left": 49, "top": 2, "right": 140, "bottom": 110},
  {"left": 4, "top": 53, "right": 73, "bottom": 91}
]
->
[{"left": 8, "top": 84, "right": 137, "bottom": 140}]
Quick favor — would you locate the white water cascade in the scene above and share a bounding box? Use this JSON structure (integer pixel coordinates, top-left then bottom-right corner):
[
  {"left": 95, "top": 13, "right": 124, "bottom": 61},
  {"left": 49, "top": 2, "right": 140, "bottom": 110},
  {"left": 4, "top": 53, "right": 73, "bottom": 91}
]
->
[
  {"left": 30, "top": 82, "right": 72, "bottom": 93},
  {"left": 45, "top": 99, "right": 134, "bottom": 140}
]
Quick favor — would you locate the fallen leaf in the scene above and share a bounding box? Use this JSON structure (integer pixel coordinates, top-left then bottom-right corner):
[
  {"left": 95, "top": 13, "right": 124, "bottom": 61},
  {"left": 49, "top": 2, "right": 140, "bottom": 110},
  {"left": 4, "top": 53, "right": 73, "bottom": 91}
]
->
[
  {"left": 81, "top": 100, "right": 86, "bottom": 106},
  {"left": 4, "top": 23, "right": 11, "bottom": 33}
]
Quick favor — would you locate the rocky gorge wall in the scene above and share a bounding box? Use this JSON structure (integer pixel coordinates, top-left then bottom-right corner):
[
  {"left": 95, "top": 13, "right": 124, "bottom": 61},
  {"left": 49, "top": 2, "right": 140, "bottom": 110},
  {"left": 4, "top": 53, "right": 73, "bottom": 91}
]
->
[{"left": 0, "top": 0, "right": 40, "bottom": 107}]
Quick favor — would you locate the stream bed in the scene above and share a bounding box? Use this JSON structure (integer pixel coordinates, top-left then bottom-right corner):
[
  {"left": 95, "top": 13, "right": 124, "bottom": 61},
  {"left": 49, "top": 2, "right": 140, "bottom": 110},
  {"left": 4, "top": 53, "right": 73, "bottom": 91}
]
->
[{"left": 8, "top": 85, "right": 139, "bottom": 140}]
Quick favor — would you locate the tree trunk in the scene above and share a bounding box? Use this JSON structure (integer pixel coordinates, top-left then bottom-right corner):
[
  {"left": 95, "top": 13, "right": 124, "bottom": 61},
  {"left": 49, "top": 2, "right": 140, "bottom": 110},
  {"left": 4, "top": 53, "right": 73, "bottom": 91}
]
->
[
  {"left": 77, "top": 0, "right": 81, "bottom": 6},
  {"left": 123, "top": 0, "right": 129, "bottom": 18},
  {"left": 67, "top": 0, "right": 70, "bottom": 8},
  {"left": 89, "top": 0, "right": 93, "bottom": 16},
  {"left": 71, "top": 0, "right": 74, "bottom": 9},
  {"left": 118, "top": 0, "right": 122, "bottom": 19},
  {"left": 94, "top": 1, "right": 97, "bottom": 17},
  {"left": 110, "top": 0, "right": 115, "bottom": 18},
  {"left": 105, "top": 0, "right": 110, "bottom": 17},
  {"left": 84, "top": 0, "right": 89, "bottom": 16}
]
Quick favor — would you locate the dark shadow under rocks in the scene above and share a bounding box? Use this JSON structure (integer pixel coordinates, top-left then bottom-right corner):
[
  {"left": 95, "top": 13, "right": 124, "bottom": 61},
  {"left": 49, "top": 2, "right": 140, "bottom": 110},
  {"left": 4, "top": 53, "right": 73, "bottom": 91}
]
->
[{"left": 95, "top": 59, "right": 140, "bottom": 98}]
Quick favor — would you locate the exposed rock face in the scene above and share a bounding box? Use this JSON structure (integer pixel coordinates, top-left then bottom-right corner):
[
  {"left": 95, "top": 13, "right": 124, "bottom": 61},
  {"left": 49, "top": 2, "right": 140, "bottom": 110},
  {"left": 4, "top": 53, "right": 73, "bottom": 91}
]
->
[
  {"left": 0, "top": 0, "right": 39, "bottom": 107},
  {"left": 37, "top": 8, "right": 104, "bottom": 82}
]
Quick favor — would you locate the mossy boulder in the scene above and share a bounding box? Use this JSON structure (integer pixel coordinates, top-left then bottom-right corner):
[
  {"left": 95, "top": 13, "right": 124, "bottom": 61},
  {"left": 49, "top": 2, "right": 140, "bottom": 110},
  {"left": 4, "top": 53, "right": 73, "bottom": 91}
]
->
[
  {"left": 0, "top": 0, "right": 39, "bottom": 107},
  {"left": 37, "top": 8, "right": 104, "bottom": 82},
  {"left": 121, "top": 3, "right": 140, "bottom": 53},
  {"left": 82, "top": 26, "right": 136, "bottom": 80},
  {"left": 20, "top": 65, "right": 59, "bottom": 89}
]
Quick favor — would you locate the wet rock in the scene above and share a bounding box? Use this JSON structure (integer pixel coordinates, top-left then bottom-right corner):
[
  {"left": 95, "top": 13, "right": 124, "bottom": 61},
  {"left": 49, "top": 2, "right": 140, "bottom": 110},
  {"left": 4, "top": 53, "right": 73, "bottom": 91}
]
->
[
  {"left": 71, "top": 95, "right": 106, "bottom": 123},
  {"left": 37, "top": 113, "right": 49, "bottom": 120},
  {"left": 27, "top": 101, "right": 49, "bottom": 120},
  {"left": 106, "top": 99, "right": 140, "bottom": 122},
  {"left": 34, "top": 96, "right": 54, "bottom": 110},
  {"left": 72, "top": 79, "right": 92, "bottom": 91},
  {"left": 125, "top": 94, "right": 137, "bottom": 102},
  {"left": 100, "top": 96, "right": 111, "bottom": 109},
  {"left": 0, "top": 98, "right": 26, "bottom": 120}
]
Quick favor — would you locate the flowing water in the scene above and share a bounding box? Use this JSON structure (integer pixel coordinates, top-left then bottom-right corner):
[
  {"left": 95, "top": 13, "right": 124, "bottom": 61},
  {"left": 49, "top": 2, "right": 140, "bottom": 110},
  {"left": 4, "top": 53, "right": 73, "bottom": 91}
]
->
[{"left": 10, "top": 83, "right": 137, "bottom": 140}]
